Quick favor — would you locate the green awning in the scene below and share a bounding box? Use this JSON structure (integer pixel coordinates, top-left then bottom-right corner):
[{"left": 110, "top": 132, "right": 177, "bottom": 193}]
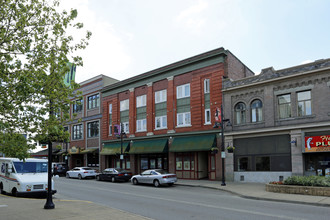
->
[
  {"left": 81, "top": 148, "right": 98, "bottom": 154},
  {"left": 129, "top": 139, "right": 168, "bottom": 154},
  {"left": 100, "top": 142, "right": 129, "bottom": 155},
  {"left": 170, "top": 134, "right": 216, "bottom": 152}
]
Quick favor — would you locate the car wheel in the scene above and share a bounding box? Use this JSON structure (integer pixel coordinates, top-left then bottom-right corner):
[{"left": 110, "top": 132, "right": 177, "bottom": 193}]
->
[
  {"left": 11, "top": 188, "right": 17, "bottom": 197},
  {"left": 96, "top": 175, "right": 100, "bottom": 181},
  {"left": 0, "top": 183, "right": 5, "bottom": 195},
  {"left": 78, "top": 174, "right": 82, "bottom": 180},
  {"left": 132, "top": 178, "right": 138, "bottom": 185},
  {"left": 66, "top": 173, "right": 70, "bottom": 178},
  {"left": 153, "top": 180, "right": 160, "bottom": 187},
  {"left": 111, "top": 177, "right": 116, "bottom": 183}
]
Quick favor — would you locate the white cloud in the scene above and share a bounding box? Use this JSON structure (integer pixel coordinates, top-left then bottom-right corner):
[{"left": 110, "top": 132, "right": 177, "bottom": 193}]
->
[
  {"left": 175, "top": 0, "right": 208, "bottom": 31},
  {"left": 58, "top": 0, "right": 131, "bottom": 83}
]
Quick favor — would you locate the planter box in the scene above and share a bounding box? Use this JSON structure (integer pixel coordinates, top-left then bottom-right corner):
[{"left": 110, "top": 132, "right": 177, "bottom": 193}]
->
[{"left": 266, "top": 184, "right": 330, "bottom": 196}]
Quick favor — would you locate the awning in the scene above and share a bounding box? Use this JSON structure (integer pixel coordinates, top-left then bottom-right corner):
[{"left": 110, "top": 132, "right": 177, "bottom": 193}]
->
[
  {"left": 129, "top": 139, "right": 168, "bottom": 154},
  {"left": 81, "top": 148, "right": 98, "bottom": 154},
  {"left": 100, "top": 142, "right": 130, "bottom": 155},
  {"left": 170, "top": 134, "right": 216, "bottom": 152}
]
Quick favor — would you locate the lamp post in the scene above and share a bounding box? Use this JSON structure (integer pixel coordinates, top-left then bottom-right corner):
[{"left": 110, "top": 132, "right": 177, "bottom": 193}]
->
[
  {"left": 213, "top": 105, "right": 231, "bottom": 186},
  {"left": 44, "top": 101, "right": 55, "bottom": 209}
]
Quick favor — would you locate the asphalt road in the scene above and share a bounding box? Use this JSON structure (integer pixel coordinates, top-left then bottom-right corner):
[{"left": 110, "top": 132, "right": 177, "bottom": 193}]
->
[{"left": 54, "top": 177, "right": 330, "bottom": 220}]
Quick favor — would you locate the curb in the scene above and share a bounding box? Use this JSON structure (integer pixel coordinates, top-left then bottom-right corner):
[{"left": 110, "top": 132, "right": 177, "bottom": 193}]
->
[{"left": 176, "top": 183, "right": 330, "bottom": 208}]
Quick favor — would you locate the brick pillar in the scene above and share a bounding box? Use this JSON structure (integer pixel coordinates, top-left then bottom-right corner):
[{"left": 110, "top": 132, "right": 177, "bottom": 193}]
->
[
  {"left": 167, "top": 76, "right": 175, "bottom": 133},
  {"left": 129, "top": 88, "right": 135, "bottom": 137},
  {"left": 147, "top": 82, "right": 154, "bottom": 136}
]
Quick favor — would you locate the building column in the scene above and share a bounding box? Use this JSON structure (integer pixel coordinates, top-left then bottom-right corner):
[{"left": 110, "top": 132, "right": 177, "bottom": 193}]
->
[
  {"left": 167, "top": 76, "right": 175, "bottom": 133},
  {"left": 146, "top": 82, "right": 154, "bottom": 136},
  {"left": 225, "top": 135, "right": 234, "bottom": 182},
  {"left": 291, "top": 129, "right": 304, "bottom": 176},
  {"left": 129, "top": 88, "right": 135, "bottom": 137}
]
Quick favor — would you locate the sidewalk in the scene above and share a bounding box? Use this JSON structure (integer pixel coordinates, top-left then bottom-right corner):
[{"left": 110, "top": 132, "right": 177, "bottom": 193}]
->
[
  {"left": 177, "top": 179, "right": 330, "bottom": 207},
  {"left": 1, "top": 180, "right": 329, "bottom": 220}
]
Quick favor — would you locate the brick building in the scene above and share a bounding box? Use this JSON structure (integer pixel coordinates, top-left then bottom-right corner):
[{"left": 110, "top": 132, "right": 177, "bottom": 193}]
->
[
  {"left": 222, "top": 59, "right": 330, "bottom": 183},
  {"left": 100, "top": 47, "right": 254, "bottom": 180},
  {"left": 59, "top": 75, "right": 119, "bottom": 169}
]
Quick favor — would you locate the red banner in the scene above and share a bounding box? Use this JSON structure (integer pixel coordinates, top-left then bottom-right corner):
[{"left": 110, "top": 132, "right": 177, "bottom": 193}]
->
[{"left": 305, "top": 135, "right": 330, "bottom": 152}]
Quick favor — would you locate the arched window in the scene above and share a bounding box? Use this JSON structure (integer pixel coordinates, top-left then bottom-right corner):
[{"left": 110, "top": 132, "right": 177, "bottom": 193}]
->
[
  {"left": 251, "top": 99, "right": 263, "bottom": 122},
  {"left": 234, "top": 102, "right": 246, "bottom": 125}
]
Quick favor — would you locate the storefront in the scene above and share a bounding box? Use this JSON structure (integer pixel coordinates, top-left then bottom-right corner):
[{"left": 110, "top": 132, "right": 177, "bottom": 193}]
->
[
  {"left": 129, "top": 139, "right": 168, "bottom": 174},
  {"left": 100, "top": 141, "right": 130, "bottom": 169},
  {"left": 68, "top": 146, "right": 84, "bottom": 168},
  {"left": 304, "top": 133, "right": 330, "bottom": 177},
  {"left": 170, "top": 134, "right": 218, "bottom": 180},
  {"left": 233, "top": 135, "right": 292, "bottom": 182}
]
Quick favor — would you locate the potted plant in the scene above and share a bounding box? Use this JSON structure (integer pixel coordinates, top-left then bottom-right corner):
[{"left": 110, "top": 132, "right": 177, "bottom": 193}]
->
[{"left": 226, "top": 146, "right": 235, "bottom": 153}]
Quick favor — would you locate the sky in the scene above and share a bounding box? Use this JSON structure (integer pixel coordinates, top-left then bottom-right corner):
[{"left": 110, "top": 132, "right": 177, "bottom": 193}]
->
[{"left": 60, "top": 0, "right": 330, "bottom": 84}]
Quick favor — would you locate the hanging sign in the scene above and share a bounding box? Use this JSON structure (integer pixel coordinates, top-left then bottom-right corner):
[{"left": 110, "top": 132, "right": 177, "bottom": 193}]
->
[{"left": 305, "top": 135, "right": 330, "bottom": 152}]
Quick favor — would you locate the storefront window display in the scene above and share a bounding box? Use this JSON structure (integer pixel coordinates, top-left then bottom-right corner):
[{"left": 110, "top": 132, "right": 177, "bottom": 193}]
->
[
  {"left": 113, "top": 157, "right": 130, "bottom": 169},
  {"left": 176, "top": 153, "right": 194, "bottom": 171},
  {"left": 140, "top": 155, "right": 167, "bottom": 170}
]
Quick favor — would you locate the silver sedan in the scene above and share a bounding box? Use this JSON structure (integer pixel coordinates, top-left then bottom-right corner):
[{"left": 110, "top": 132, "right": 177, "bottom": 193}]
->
[
  {"left": 66, "top": 167, "right": 97, "bottom": 180},
  {"left": 131, "top": 169, "right": 177, "bottom": 187}
]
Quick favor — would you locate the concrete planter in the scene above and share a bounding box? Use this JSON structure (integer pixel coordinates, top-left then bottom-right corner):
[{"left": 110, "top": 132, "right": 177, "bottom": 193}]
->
[{"left": 266, "top": 184, "right": 330, "bottom": 196}]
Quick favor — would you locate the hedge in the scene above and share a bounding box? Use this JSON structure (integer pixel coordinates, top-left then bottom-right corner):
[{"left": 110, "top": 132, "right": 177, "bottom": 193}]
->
[{"left": 283, "top": 176, "right": 330, "bottom": 187}]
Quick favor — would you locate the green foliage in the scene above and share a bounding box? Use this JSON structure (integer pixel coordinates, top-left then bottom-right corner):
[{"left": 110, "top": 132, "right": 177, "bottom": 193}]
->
[
  {"left": 0, "top": 0, "right": 91, "bottom": 159},
  {"left": 284, "top": 176, "right": 330, "bottom": 187}
]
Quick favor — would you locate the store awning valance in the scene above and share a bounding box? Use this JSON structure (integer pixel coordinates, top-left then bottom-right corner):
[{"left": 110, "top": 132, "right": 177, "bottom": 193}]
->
[
  {"left": 170, "top": 134, "right": 216, "bottom": 152},
  {"left": 81, "top": 148, "right": 98, "bottom": 154},
  {"left": 129, "top": 139, "right": 168, "bottom": 154},
  {"left": 100, "top": 142, "right": 130, "bottom": 155}
]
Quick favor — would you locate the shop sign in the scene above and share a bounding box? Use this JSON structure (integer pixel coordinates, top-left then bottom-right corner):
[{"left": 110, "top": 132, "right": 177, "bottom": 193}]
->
[{"left": 305, "top": 135, "right": 330, "bottom": 152}]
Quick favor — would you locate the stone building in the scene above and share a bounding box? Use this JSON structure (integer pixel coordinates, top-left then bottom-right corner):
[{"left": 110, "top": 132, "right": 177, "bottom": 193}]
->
[
  {"left": 222, "top": 59, "right": 330, "bottom": 182},
  {"left": 100, "top": 47, "right": 254, "bottom": 180}
]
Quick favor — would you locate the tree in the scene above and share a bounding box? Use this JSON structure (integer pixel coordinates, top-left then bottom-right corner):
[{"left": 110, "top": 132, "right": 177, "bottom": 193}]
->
[{"left": 0, "top": 0, "right": 91, "bottom": 159}]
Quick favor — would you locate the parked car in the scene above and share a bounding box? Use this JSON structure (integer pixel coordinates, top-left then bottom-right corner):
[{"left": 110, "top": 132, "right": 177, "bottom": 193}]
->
[
  {"left": 52, "top": 162, "right": 68, "bottom": 176},
  {"left": 131, "top": 169, "right": 177, "bottom": 187},
  {"left": 96, "top": 168, "right": 132, "bottom": 182},
  {"left": 66, "top": 167, "right": 97, "bottom": 180}
]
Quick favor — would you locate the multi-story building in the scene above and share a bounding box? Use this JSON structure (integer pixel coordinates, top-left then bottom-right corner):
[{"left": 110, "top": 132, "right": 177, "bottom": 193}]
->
[
  {"left": 58, "top": 75, "right": 119, "bottom": 169},
  {"left": 100, "top": 47, "right": 254, "bottom": 180},
  {"left": 222, "top": 59, "right": 330, "bottom": 183}
]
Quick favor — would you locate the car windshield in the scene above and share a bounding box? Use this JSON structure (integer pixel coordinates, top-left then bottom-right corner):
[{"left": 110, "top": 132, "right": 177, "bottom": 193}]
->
[
  {"left": 14, "top": 162, "right": 48, "bottom": 173},
  {"left": 155, "top": 170, "right": 169, "bottom": 174},
  {"left": 82, "top": 167, "right": 93, "bottom": 170}
]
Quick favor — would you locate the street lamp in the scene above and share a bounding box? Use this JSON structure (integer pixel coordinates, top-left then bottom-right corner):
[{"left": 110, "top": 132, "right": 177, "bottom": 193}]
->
[
  {"left": 213, "top": 105, "right": 231, "bottom": 186},
  {"left": 115, "top": 123, "right": 126, "bottom": 169}
]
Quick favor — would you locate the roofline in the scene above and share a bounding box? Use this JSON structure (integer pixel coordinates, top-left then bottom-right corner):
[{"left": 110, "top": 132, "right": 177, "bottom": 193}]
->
[{"left": 102, "top": 47, "right": 227, "bottom": 92}]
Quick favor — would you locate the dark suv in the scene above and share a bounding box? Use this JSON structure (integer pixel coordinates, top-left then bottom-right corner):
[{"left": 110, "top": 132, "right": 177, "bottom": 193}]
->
[{"left": 52, "top": 162, "right": 68, "bottom": 176}]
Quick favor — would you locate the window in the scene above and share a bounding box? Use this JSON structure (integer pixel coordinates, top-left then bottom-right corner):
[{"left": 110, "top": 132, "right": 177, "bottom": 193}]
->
[
  {"left": 136, "top": 119, "right": 147, "bottom": 132},
  {"left": 72, "top": 124, "right": 83, "bottom": 140},
  {"left": 251, "top": 99, "right": 263, "bottom": 122},
  {"left": 87, "top": 94, "right": 99, "bottom": 109},
  {"left": 155, "top": 115, "right": 167, "bottom": 129},
  {"left": 205, "top": 109, "right": 211, "bottom": 124},
  {"left": 204, "top": 79, "right": 210, "bottom": 93},
  {"left": 155, "top": 90, "right": 167, "bottom": 103},
  {"left": 278, "top": 94, "right": 291, "bottom": 119},
  {"left": 177, "top": 84, "right": 190, "bottom": 99},
  {"left": 122, "top": 122, "right": 129, "bottom": 133},
  {"left": 297, "top": 91, "right": 311, "bottom": 116},
  {"left": 234, "top": 102, "right": 246, "bottom": 124},
  {"left": 109, "top": 104, "right": 112, "bottom": 135},
  {"left": 73, "top": 99, "right": 83, "bottom": 113},
  {"left": 176, "top": 153, "right": 194, "bottom": 171},
  {"left": 120, "top": 99, "right": 129, "bottom": 111},
  {"left": 87, "top": 121, "right": 99, "bottom": 138},
  {"left": 136, "top": 95, "right": 146, "bottom": 108},
  {"left": 256, "top": 157, "right": 270, "bottom": 171},
  {"left": 237, "top": 157, "right": 250, "bottom": 171},
  {"left": 177, "top": 112, "right": 191, "bottom": 127}
]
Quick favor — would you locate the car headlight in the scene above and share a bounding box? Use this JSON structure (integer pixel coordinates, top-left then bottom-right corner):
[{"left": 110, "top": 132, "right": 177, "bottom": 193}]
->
[{"left": 26, "top": 185, "right": 32, "bottom": 189}]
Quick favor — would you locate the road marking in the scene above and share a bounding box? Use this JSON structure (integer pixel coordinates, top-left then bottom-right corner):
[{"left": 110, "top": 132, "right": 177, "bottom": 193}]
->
[
  {"left": 0, "top": 205, "right": 8, "bottom": 208},
  {"left": 57, "top": 180, "right": 307, "bottom": 220}
]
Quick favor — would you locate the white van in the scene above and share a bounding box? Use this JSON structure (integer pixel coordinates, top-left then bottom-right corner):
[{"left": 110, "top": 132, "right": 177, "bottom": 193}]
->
[{"left": 0, "top": 157, "right": 56, "bottom": 196}]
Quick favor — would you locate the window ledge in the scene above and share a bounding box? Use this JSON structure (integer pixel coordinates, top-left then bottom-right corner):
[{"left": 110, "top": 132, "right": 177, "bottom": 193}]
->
[
  {"left": 176, "top": 125, "right": 192, "bottom": 128},
  {"left": 154, "top": 127, "right": 168, "bottom": 131}
]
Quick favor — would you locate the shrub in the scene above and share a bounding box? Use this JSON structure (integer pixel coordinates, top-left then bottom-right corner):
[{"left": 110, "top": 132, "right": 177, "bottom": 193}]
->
[{"left": 284, "top": 176, "right": 330, "bottom": 187}]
